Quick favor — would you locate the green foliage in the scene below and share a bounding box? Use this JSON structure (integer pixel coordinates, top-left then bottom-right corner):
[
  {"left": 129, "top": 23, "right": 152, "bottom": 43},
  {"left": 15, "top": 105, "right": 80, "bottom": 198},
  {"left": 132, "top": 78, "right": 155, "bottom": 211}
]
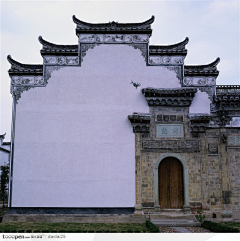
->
[
  {"left": 190, "top": 204, "right": 206, "bottom": 223},
  {"left": 0, "top": 223, "right": 150, "bottom": 233},
  {"left": 146, "top": 220, "right": 159, "bottom": 233},
  {"left": 202, "top": 221, "right": 239, "bottom": 233},
  {"left": 0, "top": 165, "right": 9, "bottom": 205}
]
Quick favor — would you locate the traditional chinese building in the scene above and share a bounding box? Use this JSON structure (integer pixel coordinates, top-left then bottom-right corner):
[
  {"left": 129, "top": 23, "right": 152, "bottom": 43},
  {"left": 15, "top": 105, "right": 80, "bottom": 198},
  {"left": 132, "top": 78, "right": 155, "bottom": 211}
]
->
[{"left": 6, "top": 16, "right": 240, "bottom": 221}]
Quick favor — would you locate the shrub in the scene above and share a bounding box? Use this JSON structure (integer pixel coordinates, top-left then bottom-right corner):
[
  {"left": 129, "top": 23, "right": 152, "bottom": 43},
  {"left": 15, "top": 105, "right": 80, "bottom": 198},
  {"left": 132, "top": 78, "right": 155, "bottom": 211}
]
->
[
  {"left": 146, "top": 220, "right": 159, "bottom": 233},
  {"left": 202, "top": 221, "right": 239, "bottom": 233},
  {"left": 190, "top": 203, "right": 206, "bottom": 223}
]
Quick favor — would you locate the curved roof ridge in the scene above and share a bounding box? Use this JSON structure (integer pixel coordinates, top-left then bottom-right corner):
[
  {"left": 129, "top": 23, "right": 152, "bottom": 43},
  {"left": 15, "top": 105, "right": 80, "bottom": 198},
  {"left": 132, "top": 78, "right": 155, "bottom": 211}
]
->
[
  {"left": 72, "top": 15, "right": 155, "bottom": 28},
  {"left": 38, "top": 36, "right": 78, "bottom": 50},
  {"left": 185, "top": 58, "right": 220, "bottom": 71},
  {"left": 7, "top": 55, "right": 43, "bottom": 70},
  {"left": 149, "top": 37, "right": 189, "bottom": 51}
]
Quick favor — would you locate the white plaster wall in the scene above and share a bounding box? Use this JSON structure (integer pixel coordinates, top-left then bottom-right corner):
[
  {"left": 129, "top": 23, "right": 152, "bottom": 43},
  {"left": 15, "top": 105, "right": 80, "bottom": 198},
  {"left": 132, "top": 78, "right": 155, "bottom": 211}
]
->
[
  {"left": 12, "top": 44, "right": 180, "bottom": 207},
  {"left": 189, "top": 90, "right": 211, "bottom": 114}
]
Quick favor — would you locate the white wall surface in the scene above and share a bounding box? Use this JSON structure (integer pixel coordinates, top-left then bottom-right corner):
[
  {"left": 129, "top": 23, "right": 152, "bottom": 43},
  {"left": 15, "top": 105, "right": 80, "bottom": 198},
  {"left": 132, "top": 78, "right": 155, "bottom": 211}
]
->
[
  {"left": 12, "top": 44, "right": 180, "bottom": 207},
  {"left": 189, "top": 90, "right": 211, "bottom": 114}
]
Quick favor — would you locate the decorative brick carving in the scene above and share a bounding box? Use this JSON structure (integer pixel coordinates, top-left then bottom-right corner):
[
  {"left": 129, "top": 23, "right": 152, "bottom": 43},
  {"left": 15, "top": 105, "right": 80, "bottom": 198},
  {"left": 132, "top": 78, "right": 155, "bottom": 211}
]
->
[
  {"left": 142, "top": 140, "right": 199, "bottom": 151},
  {"left": 157, "top": 115, "right": 183, "bottom": 123},
  {"left": 208, "top": 143, "right": 218, "bottom": 154}
]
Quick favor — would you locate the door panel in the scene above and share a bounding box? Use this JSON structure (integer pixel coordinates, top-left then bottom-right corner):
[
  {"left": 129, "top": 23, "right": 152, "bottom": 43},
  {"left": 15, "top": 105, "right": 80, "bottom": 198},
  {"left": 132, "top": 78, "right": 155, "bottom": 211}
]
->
[{"left": 158, "top": 158, "right": 183, "bottom": 209}]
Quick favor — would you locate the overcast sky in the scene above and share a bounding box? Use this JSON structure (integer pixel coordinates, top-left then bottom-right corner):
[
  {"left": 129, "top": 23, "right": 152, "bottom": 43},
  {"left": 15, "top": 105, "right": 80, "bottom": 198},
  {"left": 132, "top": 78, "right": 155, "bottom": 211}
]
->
[{"left": 1, "top": 0, "right": 239, "bottom": 141}]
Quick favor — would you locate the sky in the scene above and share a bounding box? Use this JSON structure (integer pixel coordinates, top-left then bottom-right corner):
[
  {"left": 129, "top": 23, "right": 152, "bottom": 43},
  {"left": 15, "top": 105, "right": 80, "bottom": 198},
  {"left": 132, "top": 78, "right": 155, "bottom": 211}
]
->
[{"left": 0, "top": 0, "right": 239, "bottom": 141}]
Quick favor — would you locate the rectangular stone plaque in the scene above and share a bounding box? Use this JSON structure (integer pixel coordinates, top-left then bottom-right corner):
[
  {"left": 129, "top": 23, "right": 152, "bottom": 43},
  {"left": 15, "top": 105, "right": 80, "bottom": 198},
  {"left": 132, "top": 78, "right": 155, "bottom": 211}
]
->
[
  {"left": 157, "top": 124, "right": 183, "bottom": 137},
  {"left": 228, "top": 136, "right": 240, "bottom": 146}
]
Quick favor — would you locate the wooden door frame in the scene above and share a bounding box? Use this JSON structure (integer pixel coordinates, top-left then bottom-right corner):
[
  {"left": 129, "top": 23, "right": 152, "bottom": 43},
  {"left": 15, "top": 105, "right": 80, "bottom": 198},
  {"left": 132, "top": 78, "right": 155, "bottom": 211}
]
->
[{"left": 154, "top": 153, "right": 190, "bottom": 213}]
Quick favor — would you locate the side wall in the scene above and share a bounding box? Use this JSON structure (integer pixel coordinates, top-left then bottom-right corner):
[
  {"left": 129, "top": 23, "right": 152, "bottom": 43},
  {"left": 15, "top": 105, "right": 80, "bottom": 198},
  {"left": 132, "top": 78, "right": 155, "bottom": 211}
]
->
[{"left": 12, "top": 45, "right": 180, "bottom": 207}]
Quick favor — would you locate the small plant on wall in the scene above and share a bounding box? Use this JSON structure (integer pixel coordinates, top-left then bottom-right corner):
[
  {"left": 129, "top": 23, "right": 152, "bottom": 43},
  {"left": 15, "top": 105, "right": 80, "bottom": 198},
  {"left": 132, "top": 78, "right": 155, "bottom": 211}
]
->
[{"left": 190, "top": 203, "right": 206, "bottom": 223}]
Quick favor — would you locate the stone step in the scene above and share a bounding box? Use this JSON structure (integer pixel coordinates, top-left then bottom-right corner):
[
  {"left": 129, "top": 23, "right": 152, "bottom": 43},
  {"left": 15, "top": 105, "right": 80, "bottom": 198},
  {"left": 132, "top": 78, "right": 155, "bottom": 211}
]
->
[
  {"left": 2, "top": 214, "right": 146, "bottom": 223},
  {"left": 150, "top": 213, "right": 195, "bottom": 219},
  {"left": 152, "top": 220, "right": 201, "bottom": 227}
]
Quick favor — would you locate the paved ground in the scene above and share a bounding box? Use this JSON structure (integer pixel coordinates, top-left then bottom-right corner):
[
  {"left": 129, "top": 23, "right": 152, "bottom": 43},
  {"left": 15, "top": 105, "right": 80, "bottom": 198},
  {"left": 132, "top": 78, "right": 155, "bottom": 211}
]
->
[{"left": 159, "top": 226, "right": 213, "bottom": 233}]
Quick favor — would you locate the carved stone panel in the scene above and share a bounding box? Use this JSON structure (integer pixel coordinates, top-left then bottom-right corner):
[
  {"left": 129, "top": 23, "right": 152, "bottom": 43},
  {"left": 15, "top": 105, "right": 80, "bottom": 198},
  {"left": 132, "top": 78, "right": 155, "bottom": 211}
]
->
[
  {"left": 228, "top": 136, "right": 240, "bottom": 146},
  {"left": 208, "top": 143, "right": 218, "bottom": 154},
  {"left": 222, "top": 191, "right": 231, "bottom": 204},
  {"left": 157, "top": 124, "right": 183, "bottom": 138},
  {"left": 142, "top": 140, "right": 199, "bottom": 151}
]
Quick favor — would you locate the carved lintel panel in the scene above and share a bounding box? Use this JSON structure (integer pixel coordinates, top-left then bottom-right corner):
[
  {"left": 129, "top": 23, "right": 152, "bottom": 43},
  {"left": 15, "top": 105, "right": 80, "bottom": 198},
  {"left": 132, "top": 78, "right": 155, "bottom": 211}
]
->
[{"left": 142, "top": 140, "right": 199, "bottom": 151}]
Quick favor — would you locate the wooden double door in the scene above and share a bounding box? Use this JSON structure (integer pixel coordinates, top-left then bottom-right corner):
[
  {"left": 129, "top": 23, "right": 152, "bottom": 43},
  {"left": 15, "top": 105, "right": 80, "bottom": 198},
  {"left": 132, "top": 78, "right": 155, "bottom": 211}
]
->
[{"left": 158, "top": 157, "right": 184, "bottom": 209}]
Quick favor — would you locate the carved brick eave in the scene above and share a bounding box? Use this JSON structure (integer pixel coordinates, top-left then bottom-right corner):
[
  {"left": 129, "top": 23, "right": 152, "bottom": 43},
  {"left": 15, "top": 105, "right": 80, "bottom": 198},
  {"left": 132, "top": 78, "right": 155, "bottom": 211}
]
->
[
  {"left": 39, "top": 36, "right": 78, "bottom": 56},
  {"left": 149, "top": 37, "right": 188, "bottom": 56},
  {"left": 216, "top": 85, "right": 240, "bottom": 95},
  {"left": 73, "top": 15, "right": 154, "bottom": 35},
  {"left": 188, "top": 115, "right": 212, "bottom": 122},
  {"left": 7, "top": 55, "right": 43, "bottom": 76},
  {"left": 141, "top": 87, "right": 197, "bottom": 107},
  {"left": 128, "top": 113, "right": 151, "bottom": 133},
  {"left": 184, "top": 58, "right": 220, "bottom": 76},
  {"left": 142, "top": 87, "right": 197, "bottom": 95},
  {"left": 189, "top": 115, "right": 211, "bottom": 133}
]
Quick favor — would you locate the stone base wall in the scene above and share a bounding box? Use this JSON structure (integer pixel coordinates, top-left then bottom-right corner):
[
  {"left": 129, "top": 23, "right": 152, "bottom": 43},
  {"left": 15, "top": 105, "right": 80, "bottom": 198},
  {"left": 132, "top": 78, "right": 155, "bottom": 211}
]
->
[{"left": 135, "top": 106, "right": 240, "bottom": 218}]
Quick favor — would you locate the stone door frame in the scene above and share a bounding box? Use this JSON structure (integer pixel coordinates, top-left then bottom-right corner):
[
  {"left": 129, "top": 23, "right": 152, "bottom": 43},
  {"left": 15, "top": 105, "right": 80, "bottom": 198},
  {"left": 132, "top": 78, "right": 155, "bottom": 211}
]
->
[{"left": 154, "top": 153, "right": 190, "bottom": 213}]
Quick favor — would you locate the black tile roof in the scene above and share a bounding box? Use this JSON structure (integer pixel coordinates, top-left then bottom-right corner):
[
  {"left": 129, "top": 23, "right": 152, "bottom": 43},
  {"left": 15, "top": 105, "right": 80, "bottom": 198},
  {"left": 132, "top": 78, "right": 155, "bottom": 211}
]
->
[
  {"left": 149, "top": 37, "right": 188, "bottom": 56},
  {"left": 184, "top": 58, "right": 220, "bottom": 76},
  {"left": 39, "top": 36, "right": 78, "bottom": 56},
  {"left": 7, "top": 55, "right": 43, "bottom": 75},
  {"left": 73, "top": 15, "right": 154, "bottom": 35}
]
